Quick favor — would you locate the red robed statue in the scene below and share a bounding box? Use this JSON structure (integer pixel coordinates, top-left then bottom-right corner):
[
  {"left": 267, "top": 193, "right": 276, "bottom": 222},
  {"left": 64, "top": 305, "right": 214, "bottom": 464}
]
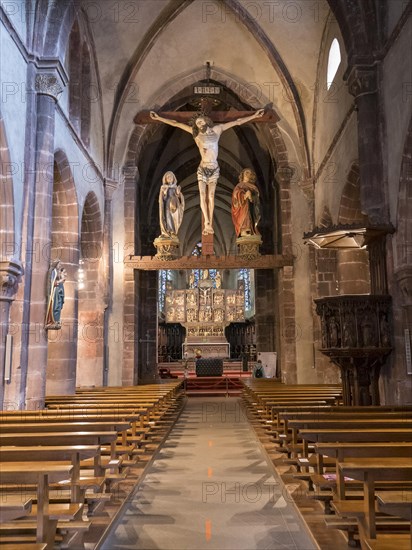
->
[{"left": 231, "top": 168, "right": 261, "bottom": 238}]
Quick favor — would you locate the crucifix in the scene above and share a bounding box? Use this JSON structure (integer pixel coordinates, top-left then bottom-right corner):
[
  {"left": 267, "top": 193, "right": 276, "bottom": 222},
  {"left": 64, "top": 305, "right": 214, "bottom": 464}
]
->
[{"left": 134, "top": 77, "right": 278, "bottom": 254}]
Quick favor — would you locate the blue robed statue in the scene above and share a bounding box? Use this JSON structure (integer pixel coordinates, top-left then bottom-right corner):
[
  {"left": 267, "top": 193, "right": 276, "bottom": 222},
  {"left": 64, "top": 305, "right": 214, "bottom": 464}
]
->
[{"left": 45, "top": 260, "right": 66, "bottom": 330}]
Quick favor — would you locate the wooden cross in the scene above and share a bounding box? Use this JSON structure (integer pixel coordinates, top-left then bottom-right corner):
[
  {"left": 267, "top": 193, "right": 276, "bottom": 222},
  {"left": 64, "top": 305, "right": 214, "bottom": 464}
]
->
[{"left": 134, "top": 100, "right": 279, "bottom": 125}]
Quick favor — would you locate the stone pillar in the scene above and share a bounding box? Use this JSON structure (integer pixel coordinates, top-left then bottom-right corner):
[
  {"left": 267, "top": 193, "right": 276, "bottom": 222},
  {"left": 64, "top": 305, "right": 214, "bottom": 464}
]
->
[
  {"left": 337, "top": 249, "right": 370, "bottom": 294},
  {"left": 255, "top": 270, "right": 277, "bottom": 354},
  {"left": 0, "top": 260, "right": 23, "bottom": 408},
  {"left": 24, "top": 71, "right": 65, "bottom": 409},
  {"left": 136, "top": 270, "right": 158, "bottom": 383},
  {"left": 347, "top": 65, "right": 386, "bottom": 223},
  {"left": 122, "top": 165, "right": 138, "bottom": 386},
  {"left": 102, "top": 178, "right": 118, "bottom": 386},
  {"left": 394, "top": 266, "right": 412, "bottom": 334}
]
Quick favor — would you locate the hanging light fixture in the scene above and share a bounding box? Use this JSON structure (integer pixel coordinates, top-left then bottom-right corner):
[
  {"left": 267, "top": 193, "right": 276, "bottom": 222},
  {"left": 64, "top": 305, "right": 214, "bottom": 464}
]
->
[{"left": 304, "top": 224, "right": 394, "bottom": 249}]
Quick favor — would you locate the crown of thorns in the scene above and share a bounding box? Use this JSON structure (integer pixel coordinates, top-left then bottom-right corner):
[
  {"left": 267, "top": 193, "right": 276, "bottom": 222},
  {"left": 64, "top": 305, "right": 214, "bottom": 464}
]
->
[{"left": 188, "top": 111, "right": 213, "bottom": 127}]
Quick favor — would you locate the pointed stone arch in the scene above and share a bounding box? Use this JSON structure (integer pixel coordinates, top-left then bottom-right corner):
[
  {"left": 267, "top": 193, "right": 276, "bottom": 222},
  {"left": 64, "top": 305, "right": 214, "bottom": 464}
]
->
[
  {"left": 68, "top": 19, "right": 82, "bottom": 132},
  {"left": 45, "top": 150, "right": 79, "bottom": 396},
  {"left": 396, "top": 116, "right": 412, "bottom": 268},
  {"left": 338, "top": 162, "right": 369, "bottom": 225},
  {"left": 337, "top": 161, "right": 370, "bottom": 295},
  {"left": 32, "top": 0, "right": 78, "bottom": 59},
  {"left": 107, "top": 0, "right": 310, "bottom": 178},
  {"left": 0, "top": 115, "right": 22, "bottom": 408},
  {"left": 76, "top": 191, "right": 104, "bottom": 387},
  {"left": 0, "top": 115, "right": 15, "bottom": 261},
  {"left": 120, "top": 70, "right": 296, "bottom": 386},
  {"left": 80, "top": 42, "right": 92, "bottom": 148}
]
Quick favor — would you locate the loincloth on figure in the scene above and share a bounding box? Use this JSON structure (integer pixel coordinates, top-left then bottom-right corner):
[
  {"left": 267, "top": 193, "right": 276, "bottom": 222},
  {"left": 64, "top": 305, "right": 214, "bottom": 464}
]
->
[{"left": 197, "top": 164, "right": 220, "bottom": 186}]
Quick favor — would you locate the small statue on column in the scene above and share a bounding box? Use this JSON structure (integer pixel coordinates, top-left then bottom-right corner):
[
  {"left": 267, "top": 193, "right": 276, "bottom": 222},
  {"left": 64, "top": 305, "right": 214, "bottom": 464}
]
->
[
  {"left": 45, "top": 259, "right": 66, "bottom": 330},
  {"left": 232, "top": 168, "right": 262, "bottom": 259},
  {"left": 154, "top": 171, "right": 185, "bottom": 260}
]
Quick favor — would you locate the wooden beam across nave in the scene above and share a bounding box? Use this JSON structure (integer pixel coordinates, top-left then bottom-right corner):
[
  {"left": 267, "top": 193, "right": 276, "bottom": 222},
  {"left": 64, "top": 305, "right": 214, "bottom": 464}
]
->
[{"left": 125, "top": 254, "right": 293, "bottom": 271}]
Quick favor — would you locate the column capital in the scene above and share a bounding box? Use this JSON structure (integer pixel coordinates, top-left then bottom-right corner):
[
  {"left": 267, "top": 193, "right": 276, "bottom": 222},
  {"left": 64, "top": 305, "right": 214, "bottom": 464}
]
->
[
  {"left": 35, "top": 73, "right": 64, "bottom": 101},
  {"left": 275, "top": 165, "right": 294, "bottom": 184},
  {"left": 299, "top": 178, "right": 314, "bottom": 201},
  {"left": 0, "top": 259, "right": 24, "bottom": 302},
  {"left": 104, "top": 178, "right": 119, "bottom": 200},
  {"left": 122, "top": 163, "right": 139, "bottom": 182},
  {"left": 346, "top": 64, "right": 378, "bottom": 98}
]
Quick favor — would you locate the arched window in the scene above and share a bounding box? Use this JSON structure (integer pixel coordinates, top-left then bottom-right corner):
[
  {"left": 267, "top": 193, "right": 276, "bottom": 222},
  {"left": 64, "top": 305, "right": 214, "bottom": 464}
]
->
[
  {"left": 67, "top": 21, "right": 92, "bottom": 148},
  {"left": 68, "top": 20, "right": 81, "bottom": 131},
  {"left": 158, "top": 270, "right": 172, "bottom": 312},
  {"left": 327, "top": 38, "right": 341, "bottom": 90},
  {"left": 238, "top": 268, "right": 251, "bottom": 310},
  {"left": 80, "top": 43, "right": 91, "bottom": 147}
]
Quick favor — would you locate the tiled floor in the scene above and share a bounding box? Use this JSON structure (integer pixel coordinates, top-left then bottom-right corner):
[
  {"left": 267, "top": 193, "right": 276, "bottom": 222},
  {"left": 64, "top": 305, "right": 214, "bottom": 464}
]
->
[{"left": 102, "top": 397, "right": 318, "bottom": 550}]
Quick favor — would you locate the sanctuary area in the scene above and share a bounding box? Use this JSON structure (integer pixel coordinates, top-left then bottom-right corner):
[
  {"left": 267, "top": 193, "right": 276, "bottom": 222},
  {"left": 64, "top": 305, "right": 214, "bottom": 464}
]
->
[{"left": 0, "top": 1, "right": 411, "bottom": 549}]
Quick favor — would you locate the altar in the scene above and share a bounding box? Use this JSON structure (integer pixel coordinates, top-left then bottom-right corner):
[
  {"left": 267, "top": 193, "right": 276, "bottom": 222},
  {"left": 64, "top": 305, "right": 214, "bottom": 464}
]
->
[{"left": 165, "top": 274, "right": 245, "bottom": 359}]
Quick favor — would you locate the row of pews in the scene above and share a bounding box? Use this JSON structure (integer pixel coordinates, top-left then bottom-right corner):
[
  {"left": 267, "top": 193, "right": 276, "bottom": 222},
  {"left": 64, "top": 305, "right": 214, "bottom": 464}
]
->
[
  {"left": 0, "top": 381, "right": 184, "bottom": 549},
  {"left": 242, "top": 380, "right": 412, "bottom": 550}
]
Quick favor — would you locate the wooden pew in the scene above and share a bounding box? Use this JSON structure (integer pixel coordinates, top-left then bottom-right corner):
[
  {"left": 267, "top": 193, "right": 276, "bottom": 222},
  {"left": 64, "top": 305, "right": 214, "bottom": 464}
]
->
[
  {"left": 362, "top": 534, "right": 411, "bottom": 550},
  {"left": 0, "top": 496, "right": 33, "bottom": 521},
  {"left": 335, "top": 457, "right": 412, "bottom": 539},
  {"left": 313, "top": 441, "right": 412, "bottom": 478},
  {"left": 0, "top": 445, "right": 100, "bottom": 503},
  {"left": 296, "top": 426, "right": 412, "bottom": 458},
  {"left": 0, "top": 431, "right": 119, "bottom": 460},
  {"left": 0, "top": 382, "right": 184, "bottom": 547},
  {"left": 0, "top": 462, "right": 73, "bottom": 549},
  {"left": 375, "top": 490, "right": 412, "bottom": 522}
]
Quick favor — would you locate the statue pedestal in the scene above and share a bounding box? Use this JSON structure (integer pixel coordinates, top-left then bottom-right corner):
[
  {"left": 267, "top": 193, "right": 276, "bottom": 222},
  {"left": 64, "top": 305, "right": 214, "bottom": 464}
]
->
[
  {"left": 236, "top": 235, "right": 262, "bottom": 260},
  {"left": 153, "top": 236, "right": 180, "bottom": 260}
]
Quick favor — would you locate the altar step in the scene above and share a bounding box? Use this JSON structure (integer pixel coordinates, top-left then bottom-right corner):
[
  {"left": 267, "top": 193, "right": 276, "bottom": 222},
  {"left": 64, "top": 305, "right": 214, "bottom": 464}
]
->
[{"left": 183, "top": 376, "right": 245, "bottom": 397}]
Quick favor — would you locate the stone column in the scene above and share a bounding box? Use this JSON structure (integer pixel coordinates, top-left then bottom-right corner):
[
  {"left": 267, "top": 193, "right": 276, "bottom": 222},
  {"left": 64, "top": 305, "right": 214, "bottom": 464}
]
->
[
  {"left": 102, "top": 178, "right": 118, "bottom": 386},
  {"left": 395, "top": 266, "right": 412, "bottom": 334},
  {"left": 0, "top": 260, "right": 23, "bottom": 408},
  {"left": 347, "top": 65, "right": 386, "bottom": 223},
  {"left": 136, "top": 270, "right": 158, "bottom": 383},
  {"left": 122, "top": 165, "right": 138, "bottom": 385},
  {"left": 24, "top": 71, "right": 65, "bottom": 409},
  {"left": 337, "top": 249, "right": 370, "bottom": 294},
  {"left": 255, "top": 270, "right": 277, "bottom": 353}
]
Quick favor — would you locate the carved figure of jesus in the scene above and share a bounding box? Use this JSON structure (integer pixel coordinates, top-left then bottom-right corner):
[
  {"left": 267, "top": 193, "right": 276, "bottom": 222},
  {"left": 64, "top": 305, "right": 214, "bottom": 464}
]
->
[{"left": 150, "top": 109, "right": 264, "bottom": 234}]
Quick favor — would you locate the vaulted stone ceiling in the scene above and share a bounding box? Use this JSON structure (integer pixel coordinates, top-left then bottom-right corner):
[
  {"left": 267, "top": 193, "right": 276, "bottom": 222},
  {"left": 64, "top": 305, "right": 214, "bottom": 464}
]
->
[
  {"left": 88, "top": 0, "right": 331, "bottom": 169},
  {"left": 81, "top": 0, "right": 343, "bottom": 252}
]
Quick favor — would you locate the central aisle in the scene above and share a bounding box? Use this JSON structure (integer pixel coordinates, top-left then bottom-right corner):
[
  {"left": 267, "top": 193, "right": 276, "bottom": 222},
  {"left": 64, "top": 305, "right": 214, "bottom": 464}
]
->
[{"left": 102, "top": 397, "right": 317, "bottom": 550}]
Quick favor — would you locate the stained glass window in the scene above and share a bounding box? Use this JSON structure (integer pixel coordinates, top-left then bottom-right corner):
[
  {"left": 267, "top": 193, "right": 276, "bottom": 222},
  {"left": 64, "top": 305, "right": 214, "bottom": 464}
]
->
[
  {"left": 238, "top": 268, "right": 251, "bottom": 310},
  {"left": 158, "top": 269, "right": 172, "bottom": 312}
]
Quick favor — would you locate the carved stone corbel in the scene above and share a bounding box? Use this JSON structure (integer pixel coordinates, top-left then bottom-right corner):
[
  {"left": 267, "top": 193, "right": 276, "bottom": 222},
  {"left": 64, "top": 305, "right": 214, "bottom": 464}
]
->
[
  {"left": 299, "top": 179, "right": 314, "bottom": 201},
  {"left": 347, "top": 65, "right": 378, "bottom": 98},
  {"left": 122, "top": 163, "right": 139, "bottom": 183},
  {"left": 0, "top": 259, "right": 24, "bottom": 302},
  {"left": 104, "top": 177, "right": 119, "bottom": 201},
  {"left": 35, "top": 73, "right": 63, "bottom": 101}
]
